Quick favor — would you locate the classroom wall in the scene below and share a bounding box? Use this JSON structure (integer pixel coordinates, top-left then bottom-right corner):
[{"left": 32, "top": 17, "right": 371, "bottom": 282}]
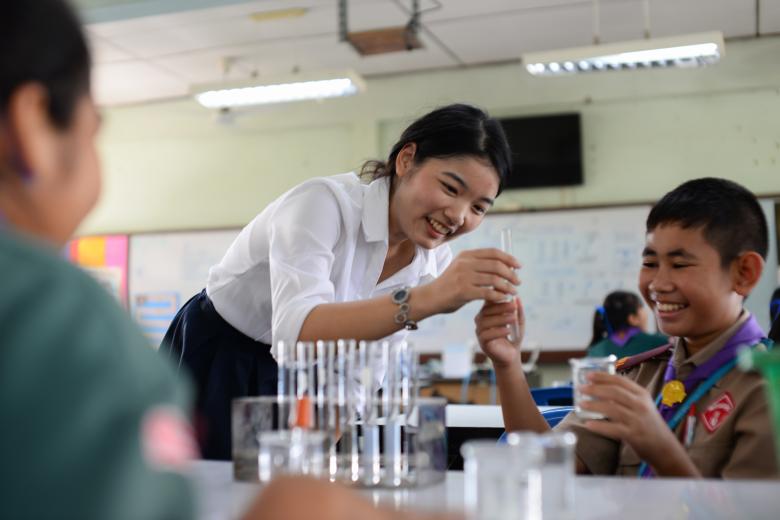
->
[{"left": 82, "top": 35, "right": 780, "bottom": 234}]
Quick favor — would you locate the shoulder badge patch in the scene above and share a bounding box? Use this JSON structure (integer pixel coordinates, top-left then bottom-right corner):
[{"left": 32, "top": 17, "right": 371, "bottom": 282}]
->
[
  {"left": 141, "top": 405, "right": 199, "bottom": 471},
  {"left": 616, "top": 343, "right": 673, "bottom": 373},
  {"left": 701, "top": 392, "right": 735, "bottom": 433}
]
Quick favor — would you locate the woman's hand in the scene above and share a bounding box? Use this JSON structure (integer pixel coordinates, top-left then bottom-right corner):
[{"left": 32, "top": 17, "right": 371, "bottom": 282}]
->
[
  {"left": 578, "top": 373, "right": 698, "bottom": 476},
  {"left": 426, "top": 248, "right": 520, "bottom": 314},
  {"left": 474, "top": 297, "right": 524, "bottom": 369}
]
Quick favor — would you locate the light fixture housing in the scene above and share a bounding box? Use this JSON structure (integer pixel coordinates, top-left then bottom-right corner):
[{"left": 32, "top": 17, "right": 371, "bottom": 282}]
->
[
  {"left": 522, "top": 31, "right": 724, "bottom": 76},
  {"left": 192, "top": 70, "right": 366, "bottom": 109}
]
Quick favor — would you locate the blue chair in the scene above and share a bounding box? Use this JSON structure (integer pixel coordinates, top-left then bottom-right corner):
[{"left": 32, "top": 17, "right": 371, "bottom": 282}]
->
[
  {"left": 530, "top": 385, "right": 573, "bottom": 406},
  {"left": 497, "top": 406, "right": 575, "bottom": 444},
  {"left": 538, "top": 405, "right": 574, "bottom": 428}
]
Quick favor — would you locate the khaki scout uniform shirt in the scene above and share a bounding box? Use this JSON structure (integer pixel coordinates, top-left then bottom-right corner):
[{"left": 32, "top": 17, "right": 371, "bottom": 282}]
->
[{"left": 557, "top": 311, "right": 778, "bottom": 478}]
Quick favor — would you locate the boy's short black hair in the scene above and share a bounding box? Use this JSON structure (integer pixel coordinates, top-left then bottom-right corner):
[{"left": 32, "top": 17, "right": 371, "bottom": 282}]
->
[{"left": 646, "top": 177, "right": 768, "bottom": 267}]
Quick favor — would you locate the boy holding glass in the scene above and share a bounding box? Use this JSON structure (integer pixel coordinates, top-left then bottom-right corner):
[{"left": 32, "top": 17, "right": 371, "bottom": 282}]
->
[{"left": 476, "top": 178, "right": 778, "bottom": 478}]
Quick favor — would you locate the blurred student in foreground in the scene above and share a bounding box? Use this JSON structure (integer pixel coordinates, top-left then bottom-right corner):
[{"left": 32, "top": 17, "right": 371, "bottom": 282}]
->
[
  {"left": 477, "top": 178, "right": 777, "bottom": 478},
  {"left": 587, "top": 290, "right": 667, "bottom": 358},
  {"left": 0, "top": 1, "right": 451, "bottom": 518}
]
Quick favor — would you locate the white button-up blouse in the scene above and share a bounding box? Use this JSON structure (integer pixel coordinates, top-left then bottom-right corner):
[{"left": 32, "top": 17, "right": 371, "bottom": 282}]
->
[{"left": 206, "top": 173, "right": 452, "bottom": 356}]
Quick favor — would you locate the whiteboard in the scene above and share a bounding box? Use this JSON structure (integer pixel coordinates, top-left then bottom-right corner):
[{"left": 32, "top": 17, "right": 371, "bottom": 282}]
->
[
  {"left": 411, "top": 205, "right": 652, "bottom": 352},
  {"left": 129, "top": 229, "right": 240, "bottom": 346}
]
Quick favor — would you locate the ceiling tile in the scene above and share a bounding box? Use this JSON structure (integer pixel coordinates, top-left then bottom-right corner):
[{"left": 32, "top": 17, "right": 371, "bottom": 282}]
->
[
  {"left": 87, "top": 1, "right": 315, "bottom": 37},
  {"left": 598, "top": 0, "right": 648, "bottom": 43},
  {"left": 152, "top": 29, "right": 457, "bottom": 88},
  {"left": 92, "top": 61, "right": 189, "bottom": 105},
  {"left": 94, "top": 0, "right": 412, "bottom": 59},
  {"left": 150, "top": 34, "right": 354, "bottom": 85},
  {"left": 428, "top": 4, "right": 594, "bottom": 64},
  {"left": 86, "top": 31, "right": 135, "bottom": 63},
  {"left": 648, "top": 0, "right": 756, "bottom": 38},
  {"left": 398, "top": 0, "right": 589, "bottom": 22}
]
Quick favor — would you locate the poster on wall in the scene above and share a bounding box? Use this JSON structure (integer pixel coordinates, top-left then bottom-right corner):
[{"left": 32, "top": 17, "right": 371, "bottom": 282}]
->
[
  {"left": 66, "top": 235, "right": 129, "bottom": 306},
  {"left": 129, "top": 229, "right": 240, "bottom": 346}
]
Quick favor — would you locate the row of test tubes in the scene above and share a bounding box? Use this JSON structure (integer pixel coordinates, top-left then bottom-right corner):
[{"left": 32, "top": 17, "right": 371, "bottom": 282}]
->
[{"left": 239, "top": 339, "right": 446, "bottom": 487}]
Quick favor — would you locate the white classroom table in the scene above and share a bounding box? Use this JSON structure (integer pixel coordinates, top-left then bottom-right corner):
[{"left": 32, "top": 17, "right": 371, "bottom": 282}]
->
[
  {"left": 445, "top": 404, "right": 556, "bottom": 428},
  {"left": 188, "top": 460, "right": 780, "bottom": 520}
]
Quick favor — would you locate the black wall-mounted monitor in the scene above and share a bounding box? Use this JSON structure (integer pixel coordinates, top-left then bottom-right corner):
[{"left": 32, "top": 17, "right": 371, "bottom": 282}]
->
[{"left": 499, "top": 113, "right": 583, "bottom": 189}]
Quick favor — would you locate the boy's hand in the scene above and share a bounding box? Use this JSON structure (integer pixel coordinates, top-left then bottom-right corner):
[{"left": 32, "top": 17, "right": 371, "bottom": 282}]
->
[
  {"left": 474, "top": 297, "right": 524, "bottom": 369},
  {"left": 578, "top": 373, "right": 680, "bottom": 466}
]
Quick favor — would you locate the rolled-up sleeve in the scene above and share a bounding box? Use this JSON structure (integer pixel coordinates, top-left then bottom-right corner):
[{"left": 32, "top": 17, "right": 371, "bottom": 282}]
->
[{"left": 268, "top": 183, "right": 344, "bottom": 345}]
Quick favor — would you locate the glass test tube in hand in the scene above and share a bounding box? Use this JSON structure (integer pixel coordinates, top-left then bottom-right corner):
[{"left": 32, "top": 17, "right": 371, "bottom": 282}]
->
[{"left": 500, "top": 227, "right": 521, "bottom": 346}]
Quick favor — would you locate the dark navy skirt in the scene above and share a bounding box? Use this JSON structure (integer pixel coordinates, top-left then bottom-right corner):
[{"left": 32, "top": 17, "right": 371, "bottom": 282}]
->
[{"left": 160, "top": 289, "right": 277, "bottom": 460}]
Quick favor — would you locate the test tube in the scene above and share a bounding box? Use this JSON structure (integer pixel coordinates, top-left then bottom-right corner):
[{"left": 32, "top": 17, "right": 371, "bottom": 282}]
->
[
  {"left": 326, "top": 340, "right": 339, "bottom": 480},
  {"left": 346, "top": 340, "right": 361, "bottom": 482},
  {"left": 276, "top": 341, "right": 297, "bottom": 429},
  {"left": 360, "top": 341, "right": 381, "bottom": 485},
  {"left": 500, "top": 227, "right": 521, "bottom": 345},
  {"left": 383, "top": 341, "right": 403, "bottom": 486},
  {"left": 315, "top": 340, "right": 328, "bottom": 430}
]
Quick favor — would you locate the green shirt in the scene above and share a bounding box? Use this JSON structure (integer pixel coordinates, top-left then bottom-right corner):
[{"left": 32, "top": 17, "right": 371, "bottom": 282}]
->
[
  {"left": 587, "top": 331, "right": 668, "bottom": 359},
  {"left": 0, "top": 231, "right": 195, "bottom": 520}
]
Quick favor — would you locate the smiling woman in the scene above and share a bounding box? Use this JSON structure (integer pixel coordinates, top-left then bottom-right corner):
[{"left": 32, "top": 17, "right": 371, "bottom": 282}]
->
[{"left": 159, "top": 103, "right": 517, "bottom": 460}]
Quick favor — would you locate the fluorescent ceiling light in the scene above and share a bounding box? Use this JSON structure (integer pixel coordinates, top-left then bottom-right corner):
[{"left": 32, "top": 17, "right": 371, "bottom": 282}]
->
[
  {"left": 522, "top": 31, "right": 724, "bottom": 76},
  {"left": 192, "top": 71, "right": 366, "bottom": 109}
]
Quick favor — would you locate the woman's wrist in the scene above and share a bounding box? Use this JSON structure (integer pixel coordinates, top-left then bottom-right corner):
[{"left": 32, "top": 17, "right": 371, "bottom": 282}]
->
[{"left": 408, "top": 284, "right": 439, "bottom": 322}]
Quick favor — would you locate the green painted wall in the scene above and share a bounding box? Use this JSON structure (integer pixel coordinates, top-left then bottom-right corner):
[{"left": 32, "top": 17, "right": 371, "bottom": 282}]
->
[{"left": 82, "top": 36, "right": 780, "bottom": 234}]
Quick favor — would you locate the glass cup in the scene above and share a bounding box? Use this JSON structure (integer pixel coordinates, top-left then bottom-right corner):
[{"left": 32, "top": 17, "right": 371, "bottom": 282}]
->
[
  {"left": 506, "top": 431, "right": 577, "bottom": 520},
  {"left": 569, "top": 355, "right": 617, "bottom": 420},
  {"left": 461, "top": 440, "right": 543, "bottom": 520},
  {"left": 231, "top": 395, "right": 291, "bottom": 481},
  {"left": 257, "top": 429, "right": 327, "bottom": 482}
]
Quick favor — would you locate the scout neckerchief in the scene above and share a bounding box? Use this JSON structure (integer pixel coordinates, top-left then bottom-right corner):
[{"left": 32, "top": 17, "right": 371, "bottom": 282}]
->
[
  {"left": 610, "top": 327, "right": 641, "bottom": 348},
  {"left": 638, "top": 314, "right": 766, "bottom": 478}
]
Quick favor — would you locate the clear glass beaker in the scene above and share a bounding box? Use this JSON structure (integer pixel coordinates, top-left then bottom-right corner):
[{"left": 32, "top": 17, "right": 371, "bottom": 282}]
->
[
  {"left": 461, "top": 439, "right": 543, "bottom": 520},
  {"left": 506, "top": 431, "right": 577, "bottom": 520},
  {"left": 569, "top": 355, "right": 616, "bottom": 420}
]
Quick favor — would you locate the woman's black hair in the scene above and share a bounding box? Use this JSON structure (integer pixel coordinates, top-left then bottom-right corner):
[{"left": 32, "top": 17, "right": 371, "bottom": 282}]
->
[
  {"left": 589, "top": 291, "right": 644, "bottom": 347},
  {"left": 0, "top": 0, "right": 91, "bottom": 130},
  {"left": 360, "top": 104, "right": 512, "bottom": 195}
]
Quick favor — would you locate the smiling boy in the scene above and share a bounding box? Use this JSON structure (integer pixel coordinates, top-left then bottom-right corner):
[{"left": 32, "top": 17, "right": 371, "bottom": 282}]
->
[{"left": 477, "top": 177, "right": 778, "bottom": 478}]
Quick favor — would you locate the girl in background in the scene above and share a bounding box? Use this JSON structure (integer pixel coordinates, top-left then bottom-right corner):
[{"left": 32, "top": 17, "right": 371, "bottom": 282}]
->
[{"left": 587, "top": 290, "right": 667, "bottom": 358}]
